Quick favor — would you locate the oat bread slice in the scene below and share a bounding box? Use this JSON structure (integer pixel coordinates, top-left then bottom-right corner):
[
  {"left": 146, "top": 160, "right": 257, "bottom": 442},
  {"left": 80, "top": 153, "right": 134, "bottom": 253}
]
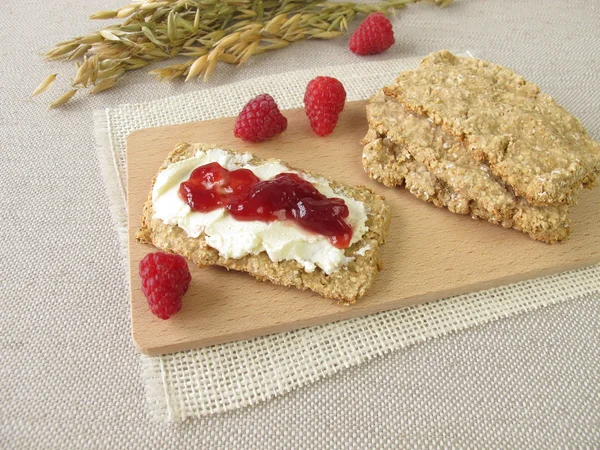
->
[
  {"left": 385, "top": 50, "right": 600, "bottom": 207},
  {"left": 362, "top": 129, "right": 570, "bottom": 244},
  {"left": 136, "top": 142, "right": 391, "bottom": 304}
]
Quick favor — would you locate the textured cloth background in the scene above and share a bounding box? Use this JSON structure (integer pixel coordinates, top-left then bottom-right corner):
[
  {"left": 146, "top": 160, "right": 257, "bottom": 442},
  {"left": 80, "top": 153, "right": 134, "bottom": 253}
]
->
[{"left": 1, "top": 0, "right": 599, "bottom": 448}]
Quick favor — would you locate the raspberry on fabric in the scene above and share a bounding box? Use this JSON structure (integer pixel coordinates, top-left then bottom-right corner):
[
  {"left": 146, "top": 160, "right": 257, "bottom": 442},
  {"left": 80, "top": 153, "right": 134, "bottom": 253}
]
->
[
  {"left": 139, "top": 252, "right": 191, "bottom": 320},
  {"left": 303, "top": 76, "right": 347, "bottom": 137},
  {"left": 349, "top": 12, "right": 395, "bottom": 56},
  {"left": 234, "top": 93, "right": 288, "bottom": 142}
]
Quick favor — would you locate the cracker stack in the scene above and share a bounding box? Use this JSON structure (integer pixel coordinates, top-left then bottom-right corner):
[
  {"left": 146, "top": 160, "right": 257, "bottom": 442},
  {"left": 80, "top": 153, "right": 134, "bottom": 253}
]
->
[{"left": 362, "top": 51, "right": 600, "bottom": 243}]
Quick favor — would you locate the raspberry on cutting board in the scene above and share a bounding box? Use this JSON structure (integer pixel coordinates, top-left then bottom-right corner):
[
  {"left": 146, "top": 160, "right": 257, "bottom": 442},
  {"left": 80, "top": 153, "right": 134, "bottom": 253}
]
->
[
  {"left": 303, "top": 76, "right": 347, "bottom": 137},
  {"left": 349, "top": 12, "right": 395, "bottom": 56},
  {"left": 139, "top": 252, "right": 191, "bottom": 320},
  {"left": 234, "top": 93, "right": 288, "bottom": 142}
]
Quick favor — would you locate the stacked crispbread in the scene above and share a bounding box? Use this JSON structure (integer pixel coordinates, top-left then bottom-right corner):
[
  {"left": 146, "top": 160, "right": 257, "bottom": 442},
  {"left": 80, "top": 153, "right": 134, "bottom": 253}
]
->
[{"left": 362, "top": 51, "right": 600, "bottom": 243}]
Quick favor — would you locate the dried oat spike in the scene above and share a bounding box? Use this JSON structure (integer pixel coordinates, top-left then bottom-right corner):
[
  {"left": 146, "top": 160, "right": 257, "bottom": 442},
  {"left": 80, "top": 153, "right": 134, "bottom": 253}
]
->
[
  {"left": 48, "top": 89, "right": 77, "bottom": 109},
  {"left": 31, "top": 74, "right": 57, "bottom": 97},
  {"left": 100, "top": 30, "right": 121, "bottom": 42},
  {"left": 90, "top": 77, "right": 120, "bottom": 94},
  {"left": 203, "top": 57, "right": 218, "bottom": 82},
  {"left": 37, "top": 0, "right": 453, "bottom": 106},
  {"left": 89, "top": 10, "right": 118, "bottom": 20},
  {"left": 185, "top": 55, "right": 208, "bottom": 81},
  {"left": 68, "top": 44, "right": 91, "bottom": 61},
  {"left": 44, "top": 43, "right": 78, "bottom": 60}
]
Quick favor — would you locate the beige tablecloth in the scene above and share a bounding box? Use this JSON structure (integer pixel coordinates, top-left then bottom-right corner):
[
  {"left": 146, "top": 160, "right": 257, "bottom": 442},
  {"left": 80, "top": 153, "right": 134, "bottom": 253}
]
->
[{"left": 2, "top": 0, "right": 599, "bottom": 448}]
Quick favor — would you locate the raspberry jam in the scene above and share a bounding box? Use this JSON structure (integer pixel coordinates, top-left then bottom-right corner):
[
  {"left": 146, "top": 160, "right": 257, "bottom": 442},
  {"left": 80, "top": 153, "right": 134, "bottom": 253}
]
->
[{"left": 179, "top": 163, "right": 353, "bottom": 249}]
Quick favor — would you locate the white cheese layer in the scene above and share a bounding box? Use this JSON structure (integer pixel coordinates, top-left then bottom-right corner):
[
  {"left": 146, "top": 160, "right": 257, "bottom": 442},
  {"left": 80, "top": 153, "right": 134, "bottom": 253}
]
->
[{"left": 152, "top": 148, "right": 368, "bottom": 274}]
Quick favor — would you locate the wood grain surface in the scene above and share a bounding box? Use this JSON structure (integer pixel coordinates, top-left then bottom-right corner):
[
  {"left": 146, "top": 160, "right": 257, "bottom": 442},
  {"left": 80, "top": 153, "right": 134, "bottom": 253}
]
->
[{"left": 126, "top": 100, "right": 600, "bottom": 356}]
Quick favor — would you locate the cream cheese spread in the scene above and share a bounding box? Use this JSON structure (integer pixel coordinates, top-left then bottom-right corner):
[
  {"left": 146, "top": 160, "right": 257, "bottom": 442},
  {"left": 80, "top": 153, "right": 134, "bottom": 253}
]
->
[{"left": 152, "top": 148, "right": 368, "bottom": 274}]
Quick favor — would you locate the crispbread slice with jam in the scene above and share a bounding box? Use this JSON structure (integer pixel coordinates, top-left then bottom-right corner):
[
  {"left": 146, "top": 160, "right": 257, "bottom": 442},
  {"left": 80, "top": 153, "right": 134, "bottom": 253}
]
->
[{"left": 136, "top": 142, "right": 391, "bottom": 304}]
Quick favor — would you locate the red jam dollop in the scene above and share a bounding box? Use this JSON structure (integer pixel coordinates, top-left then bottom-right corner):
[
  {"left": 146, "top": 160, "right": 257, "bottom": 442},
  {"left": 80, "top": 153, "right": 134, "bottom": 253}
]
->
[{"left": 179, "top": 162, "right": 353, "bottom": 249}]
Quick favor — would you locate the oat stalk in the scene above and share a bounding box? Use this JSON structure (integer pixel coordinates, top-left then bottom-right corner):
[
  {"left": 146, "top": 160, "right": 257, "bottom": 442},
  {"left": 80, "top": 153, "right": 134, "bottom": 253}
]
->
[{"left": 37, "top": 0, "right": 452, "bottom": 107}]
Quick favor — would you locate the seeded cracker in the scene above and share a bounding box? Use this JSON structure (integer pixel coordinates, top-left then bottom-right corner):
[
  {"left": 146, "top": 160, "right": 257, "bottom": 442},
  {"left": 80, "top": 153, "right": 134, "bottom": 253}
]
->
[
  {"left": 386, "top": 50, "right": 600, "bottom": 207},
  {"left": 362, "top": 130, "right": 570, "bottom": 244},
  {"left": 363, "top": 90, "right": 570, "bottom": 243},
  {"left": 136, "top": 143, "right": 391, "bottom": 304}
]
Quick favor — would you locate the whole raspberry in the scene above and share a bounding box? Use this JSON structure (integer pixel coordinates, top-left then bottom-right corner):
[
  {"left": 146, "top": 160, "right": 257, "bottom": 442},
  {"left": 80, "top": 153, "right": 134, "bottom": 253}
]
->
[
  {"left": 234, "top": 93, "right": 288, "bottom": 142},
  {"left": 349, "top": 12, "right": 395, "bottom": 56},
  {"left": 303, "top": 76, "right": 347, "bottom": 136},
  {"left": 139, "top": 252, "right": 191, "bottom": 320}
]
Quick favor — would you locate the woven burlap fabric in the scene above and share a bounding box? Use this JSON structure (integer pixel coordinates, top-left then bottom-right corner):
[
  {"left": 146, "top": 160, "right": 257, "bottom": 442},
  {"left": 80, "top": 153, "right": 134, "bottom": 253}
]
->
[{"left": 2, "top": 0, "right": 599, "bottom": 448}]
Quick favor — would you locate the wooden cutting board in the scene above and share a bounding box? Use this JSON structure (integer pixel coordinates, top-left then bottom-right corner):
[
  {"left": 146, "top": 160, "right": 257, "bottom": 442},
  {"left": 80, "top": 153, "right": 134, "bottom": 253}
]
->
[{"left": 126, "top": 100, "right": 600, "bottom": 356}]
